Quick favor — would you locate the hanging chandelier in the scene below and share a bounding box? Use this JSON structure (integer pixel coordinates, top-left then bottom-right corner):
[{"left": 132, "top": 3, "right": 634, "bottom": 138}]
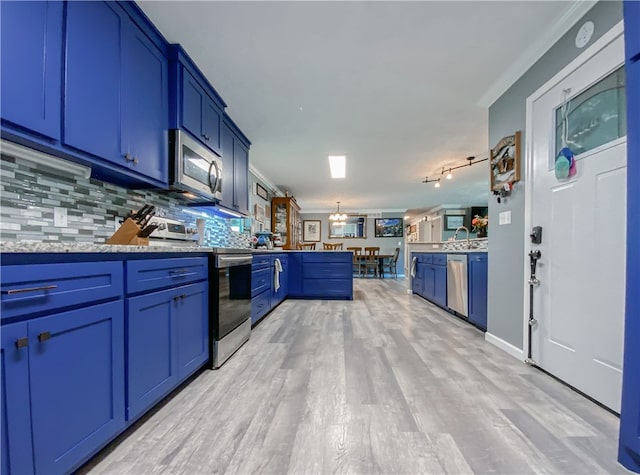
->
[{"left": 329, "top": 201, "right": 348, "bottom": 222}]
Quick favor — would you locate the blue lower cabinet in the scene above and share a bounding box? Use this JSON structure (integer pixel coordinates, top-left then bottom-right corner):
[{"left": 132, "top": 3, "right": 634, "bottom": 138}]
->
[
  {"left": 127, "top": 280, "right": 208, "bottom": 421},
  {"left": 0, "top": 301, "right": 125, "bottom": 475},
  {"left": 1, "top": 322, "right": 34, "bottom": 475},
  {"left": 272, "top": 255, "right": 288, "bottom": 306},
  {"left": 433, "top": 265, "right": 447, "bottom": 308},
  {"left": 422, "top": 265, "right": 435, "bottom": 300},
  {"left": 300, "top": 252, "right": 353, "bottom": 300},
  {"left": 468, "top": 254, "right": 488, "bottom": 331},
  {"left": 176, "top": 282, "right": 208, "bottom": 381},
  {"left": 251, "top": 291, "right": 270, "bottom": 325},
  {"left": 411, "top": 255, "right": 423, "bottom": 295}
]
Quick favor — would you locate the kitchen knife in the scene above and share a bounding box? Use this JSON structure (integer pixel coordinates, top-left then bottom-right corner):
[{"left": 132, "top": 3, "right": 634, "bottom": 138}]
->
[
  {"left": 139, "top": 206, "right": 156, "bottom": 229},
  {"left": 135, "top": 204, "right": 153, "bottom": 224},
  {"left": 137, "top": 224, "right": 159, "bottom": 238}
]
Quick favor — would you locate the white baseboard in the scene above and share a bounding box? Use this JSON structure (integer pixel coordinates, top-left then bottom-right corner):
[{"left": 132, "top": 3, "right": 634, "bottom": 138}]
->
[{"left": 485, "top": 332, "right": 525, "bottom": 361}]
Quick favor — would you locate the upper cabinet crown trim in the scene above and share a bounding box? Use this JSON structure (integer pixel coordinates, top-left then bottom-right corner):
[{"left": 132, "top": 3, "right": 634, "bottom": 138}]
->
[
  {"left": 223, "top": 114, "right": 251, "bottom": 148},
  {"left": 168, "top": 44, "right": 227, "bottom": 109}
]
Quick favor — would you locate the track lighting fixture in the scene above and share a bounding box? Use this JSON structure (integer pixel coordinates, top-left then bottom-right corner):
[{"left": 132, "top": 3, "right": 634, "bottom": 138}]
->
[
  {"left": 422, "top": 155, "right": 489, "bottom": 187},
  {"left": 422, "top": 176, "right": 441, "bottom": 188}
]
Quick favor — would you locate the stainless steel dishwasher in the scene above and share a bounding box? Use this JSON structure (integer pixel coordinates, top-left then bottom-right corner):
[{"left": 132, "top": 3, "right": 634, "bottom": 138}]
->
[{"left": 447, "top": 254, "right": 468, "bottom": 317}]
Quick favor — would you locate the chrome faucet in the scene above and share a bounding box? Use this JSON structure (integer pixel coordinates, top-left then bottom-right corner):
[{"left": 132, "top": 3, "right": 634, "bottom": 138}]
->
[{"left": 453, "top": 226, "right": 470, "bottom": 249}]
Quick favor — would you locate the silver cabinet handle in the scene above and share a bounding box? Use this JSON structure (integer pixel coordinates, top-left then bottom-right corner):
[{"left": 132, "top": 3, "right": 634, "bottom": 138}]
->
[
  {"left": 38, "top": 332, "right": 51, "bottom": 342},
  {"left": 124, "top": 153, "right": 138, "bottom": 165},
  {"left": 2, "top": 285, "right": 57, "bottom": 295},
  {"left": 15, "top": 337, "right": 28, "bottom": 349}
]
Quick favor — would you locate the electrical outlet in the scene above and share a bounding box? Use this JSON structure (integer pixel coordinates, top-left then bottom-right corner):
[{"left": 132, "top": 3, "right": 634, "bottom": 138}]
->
[
  {"left": 53, "top": 207, "right": 67, "bottom": 227},
  {"left": 499, "top": 211, "right": 511, "bottom": 225}
]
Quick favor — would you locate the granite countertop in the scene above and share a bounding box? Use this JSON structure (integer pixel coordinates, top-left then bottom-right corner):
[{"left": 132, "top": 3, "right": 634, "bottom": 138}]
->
[{"left": 0, "top": 241, "right": 210, "bottom": 254}]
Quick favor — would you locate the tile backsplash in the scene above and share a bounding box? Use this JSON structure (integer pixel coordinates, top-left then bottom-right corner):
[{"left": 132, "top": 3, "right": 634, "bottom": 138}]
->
[{"left": 0, "top": 153, "right": 251, "bottom": 248}]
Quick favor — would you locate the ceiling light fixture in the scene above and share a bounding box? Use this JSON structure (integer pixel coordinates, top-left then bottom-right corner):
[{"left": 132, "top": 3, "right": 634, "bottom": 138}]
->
[
  {"left": 329, "top": 201, "right": 348, "bottom": 222},
  {"left": 423, "top": 155, "right": 490, "bottom": 187},
  {"left": 328, "top": 155, "right": 346, "bottom": 179},
  {"left": 422, "top": 176, "right": 441, "bottom": 188}
]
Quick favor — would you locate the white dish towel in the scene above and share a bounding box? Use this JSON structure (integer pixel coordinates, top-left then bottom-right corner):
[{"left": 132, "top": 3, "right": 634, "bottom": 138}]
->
[
  {"left": 274, "top": 258, "right": 283, "bottom": 291},
  {"left": 410, "top": 257, "right": 417, "bottom": 277}
]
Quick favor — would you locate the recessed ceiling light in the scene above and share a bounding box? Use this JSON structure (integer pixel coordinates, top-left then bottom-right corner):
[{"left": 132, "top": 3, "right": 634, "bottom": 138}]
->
[
  {"left": 328, "top": 155, "right": 346, "bottom": 179},
  {"left": 404, "top": 215, "right": 410, "bottom": 220}
]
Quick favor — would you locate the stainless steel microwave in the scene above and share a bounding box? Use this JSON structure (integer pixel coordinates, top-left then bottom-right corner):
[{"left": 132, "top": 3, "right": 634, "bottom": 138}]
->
[{"left": 169, "top": 129, "right": 223, "bottom": 201}]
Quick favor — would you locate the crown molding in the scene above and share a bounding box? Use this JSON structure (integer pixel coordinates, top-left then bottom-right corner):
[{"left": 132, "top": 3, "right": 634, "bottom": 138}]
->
[
  {"left": 478, "top": 0, "right": 598, "bottom": 108},
  {"left": 248, "top": 164, "right": 284, "bottom": 197}
]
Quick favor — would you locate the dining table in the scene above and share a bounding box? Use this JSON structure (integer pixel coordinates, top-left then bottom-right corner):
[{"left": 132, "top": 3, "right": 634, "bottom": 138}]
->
[{"left": 355, "top": 253, "right": 395, "bottom": 278}]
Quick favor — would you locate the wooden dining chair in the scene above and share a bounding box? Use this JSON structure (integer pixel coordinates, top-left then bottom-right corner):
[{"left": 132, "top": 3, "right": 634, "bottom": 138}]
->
[
  {"left": 298, "top": 242, "right": 316, "bottom": 250},
  {"left": 363, "top": 247, "right": 380, "bottom": 278},
  {"left": 382, "top": 247, "right": 400, "bottom": 278},
  {"left": 323, "top": 242, "right": 344, "bottom": 250},
  {"left": 346, "top": 247, "right": 362, "bottom": 277}
]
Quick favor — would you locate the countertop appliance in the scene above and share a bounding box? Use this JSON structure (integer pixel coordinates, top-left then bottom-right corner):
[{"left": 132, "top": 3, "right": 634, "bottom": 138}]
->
[
  {"left": 169, "top": 129, "right": 223, "bottom": 202},
  {"left": 447, "top": 254, "right": 468, "bottom": 317},
  {"left": 209, "top": 249, "right": 253, "bottom": 368},
  {"left": 146, "top": 216, "right": 198, "bottom": 247}
]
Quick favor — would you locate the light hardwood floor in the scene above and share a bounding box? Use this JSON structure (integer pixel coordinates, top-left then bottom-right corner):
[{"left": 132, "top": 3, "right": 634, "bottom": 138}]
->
[{"left": 81, "top": 278, "right": 627, "bottom": 474}]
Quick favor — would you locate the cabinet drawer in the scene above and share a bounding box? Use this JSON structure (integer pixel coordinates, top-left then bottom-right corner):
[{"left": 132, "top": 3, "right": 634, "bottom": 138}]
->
[
  {"left": 422, "top": 253, "right": 433, "bottom": 264},
  {"left": 432, "top": 254, "right": 447, "bottom": 266},
  {"left": 302, "top": 279, "right": 352, "bottom": 298},
  {"left": 252, "top": 255, "right": 271, "bottom": 269},
  {"left": 251, "top": 268, "right": 271, "bottom": 297},
  {"left": 251, "top": 291, "right": 270, "bottom": 324},
  {"left": 303, "top": 262, "right": 351, "bottom": 279},
  {"left": 469, "top": 253, "right": 487, "bottom": 262},
  {"left": 126, "top": 257, "right": 207, "bottom": 295},
  {"left": 303, "top": 252, "right": 350, "bottom": 263},
  {"left": 1, "top": 262, "right": 123, "bottom": 321}
]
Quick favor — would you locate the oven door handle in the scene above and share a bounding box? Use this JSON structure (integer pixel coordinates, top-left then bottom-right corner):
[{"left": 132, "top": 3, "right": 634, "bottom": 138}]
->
[{"left": 216, "top": 255, "right": 253, "bottom": 268}]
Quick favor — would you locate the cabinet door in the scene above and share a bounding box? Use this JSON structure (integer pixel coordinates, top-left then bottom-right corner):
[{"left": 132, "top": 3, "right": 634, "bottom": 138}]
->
[
  {"left": 234, "top": 140, "right": 250, "bottom": 215},
  {"left": 122, "top": 22, "right": 168, "bottom": 184},
  {"left": 28, "top": 301, "right": 125, "bottom": 475},
  {"left": 423, "top": 265, "right": 435, "bottom": 300},
  {"left": 220, "top": 123, "right": 235, "bottom": 210},
  {"left": 0, "top": 1, "right": 62, "bottom": 140},
  {"left": 182, "top": 70, "right": 204, "bottom": 142},
  {"left": 411, "top": 257, "right": 423, "bottom": 295},
  {"left": 126, "top": 288, "right": 178, "bottom": 421},
  {"left": 1, "top": 322, "right": 33, "bottom": 475},
  {"left": 433, "top": 266, "right": 447, "bottom": 308},
  {"left": 468, "top": 254, "right": 488, "bottom": 330},
  {"left": 64, "top": 1, "right": 125, "bottom": 162},
  {"left": 176, "top": 282, "right": 208, "bottom": 381},
  {"left": 202, "top": 99, "right": 222, "bottom": 154}
]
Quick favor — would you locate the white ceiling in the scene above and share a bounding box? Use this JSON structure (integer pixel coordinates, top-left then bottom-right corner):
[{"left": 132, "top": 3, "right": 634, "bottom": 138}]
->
[{"left": 138, "top": 0, "right": 587, "bottom": 214}]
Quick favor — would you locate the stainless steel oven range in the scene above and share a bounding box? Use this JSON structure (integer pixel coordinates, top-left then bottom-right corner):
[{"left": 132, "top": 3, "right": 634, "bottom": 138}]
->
[{"left": 209, "top": 249, "right": 252, "bottom": 368}]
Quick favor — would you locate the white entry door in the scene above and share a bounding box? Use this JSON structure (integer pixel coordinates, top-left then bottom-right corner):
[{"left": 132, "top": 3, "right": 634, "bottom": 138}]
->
[{"left": 528, "top": 28, "right": 626, "bottom": 412}]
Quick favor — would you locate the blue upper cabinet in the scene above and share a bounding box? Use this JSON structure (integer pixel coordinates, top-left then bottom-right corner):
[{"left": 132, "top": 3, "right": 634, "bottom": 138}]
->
[
  {"left": 0, "top": 1, "right": 63, "bottom": 140},
  {"left": 64, "top": 1, "right": 169, "bottom": 186},
  {"left": 220, "top": 117, "right": 251, "bottom": 216},
  {"left": 169, "top": 45, "right": 225, "bottom": 156},
  {"left": 64, "top": 1, "right": 125, "bottom": 163},
  {"left": 624, "top": 1, "right": 639, "bottom": 61},
  {"left": 121, "top": 21, "right": 168, "bottom": 183}
]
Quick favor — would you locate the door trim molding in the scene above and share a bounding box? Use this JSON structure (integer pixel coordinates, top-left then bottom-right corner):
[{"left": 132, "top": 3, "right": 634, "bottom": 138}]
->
[
  {"left": 522, "top": 20, "right": 625, "bottom": 359},
  {"left": 485, "top": 332, "right": 525, "bottom": 361}
]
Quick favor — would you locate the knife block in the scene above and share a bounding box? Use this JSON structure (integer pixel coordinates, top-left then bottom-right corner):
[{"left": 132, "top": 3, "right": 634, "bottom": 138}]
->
[{"left": 106, "top": 218, "right": 149, "bottom": 246}]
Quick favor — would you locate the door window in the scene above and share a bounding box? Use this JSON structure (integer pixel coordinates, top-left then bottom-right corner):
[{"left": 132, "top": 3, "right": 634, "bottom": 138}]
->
[{"left": 555, "top": 66, "right": 626, "bottom": 156}]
